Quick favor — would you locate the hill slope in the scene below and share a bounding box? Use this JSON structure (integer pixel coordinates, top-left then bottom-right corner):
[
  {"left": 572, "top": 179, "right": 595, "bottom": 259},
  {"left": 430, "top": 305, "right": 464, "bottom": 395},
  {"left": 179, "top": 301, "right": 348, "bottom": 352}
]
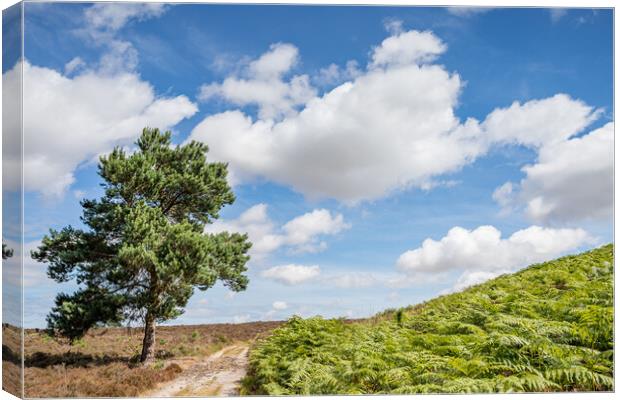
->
[{"left": 243, "top": 244, "right": 614, "bottom": 394}]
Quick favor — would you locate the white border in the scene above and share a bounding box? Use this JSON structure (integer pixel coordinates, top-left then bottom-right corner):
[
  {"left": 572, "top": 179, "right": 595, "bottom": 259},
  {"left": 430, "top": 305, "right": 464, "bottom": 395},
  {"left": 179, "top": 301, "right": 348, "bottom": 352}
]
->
[{"left": 0, "top": 1, "right": 616, "bottom": 400}]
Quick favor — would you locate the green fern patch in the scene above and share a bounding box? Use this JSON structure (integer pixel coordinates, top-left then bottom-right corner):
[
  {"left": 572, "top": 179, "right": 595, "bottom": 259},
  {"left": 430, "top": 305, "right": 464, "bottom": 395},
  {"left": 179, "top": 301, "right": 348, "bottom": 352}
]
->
[{"left": 243, "top": 244, "right": 614, "bottom": 394}]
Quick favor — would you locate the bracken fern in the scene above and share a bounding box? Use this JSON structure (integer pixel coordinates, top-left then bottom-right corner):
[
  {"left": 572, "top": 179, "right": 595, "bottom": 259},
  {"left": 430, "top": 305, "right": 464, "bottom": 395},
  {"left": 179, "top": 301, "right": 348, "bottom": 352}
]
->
[{"left": 243, "top": 245, "right": 614, "bottom": 394}]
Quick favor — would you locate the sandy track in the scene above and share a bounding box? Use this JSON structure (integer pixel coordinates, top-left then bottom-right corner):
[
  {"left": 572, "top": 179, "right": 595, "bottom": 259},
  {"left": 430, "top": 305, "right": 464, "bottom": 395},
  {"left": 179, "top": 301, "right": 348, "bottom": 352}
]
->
[{"left": 144, "top": 344, "right": 249, "bottom": 397}]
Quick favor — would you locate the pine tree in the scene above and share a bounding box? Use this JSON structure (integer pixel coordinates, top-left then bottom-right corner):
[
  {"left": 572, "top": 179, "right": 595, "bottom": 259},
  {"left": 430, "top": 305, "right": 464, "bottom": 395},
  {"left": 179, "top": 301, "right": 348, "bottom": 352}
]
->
[
  {"left": 32, "top": 128, "right": 252, "bottom": 364},
  {"left": 2, "top": 243, "right": 13, "bottom": 259}
]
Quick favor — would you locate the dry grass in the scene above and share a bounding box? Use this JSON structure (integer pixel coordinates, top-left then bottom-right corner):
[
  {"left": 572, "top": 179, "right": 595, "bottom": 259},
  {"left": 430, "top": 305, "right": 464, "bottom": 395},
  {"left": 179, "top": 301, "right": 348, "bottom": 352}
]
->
[
  {"left": 2, "top": 323, "right": 22, "bottom": 397},
  {"left": 2, "top": 361, "right": 21, "bottom": 397},
  {"left": 14, "top": 321, "right": 281, "bottom": 398},
  {"left": 25, "top": 361, "right": 183, "bottom": 397}
]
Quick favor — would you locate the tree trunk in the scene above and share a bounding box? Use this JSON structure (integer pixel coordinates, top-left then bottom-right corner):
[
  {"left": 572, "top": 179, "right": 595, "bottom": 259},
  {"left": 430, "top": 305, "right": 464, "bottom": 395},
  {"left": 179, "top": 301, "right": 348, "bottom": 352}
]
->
[{"left": 140, "top": 313, "right": 156, "bottom": 364}]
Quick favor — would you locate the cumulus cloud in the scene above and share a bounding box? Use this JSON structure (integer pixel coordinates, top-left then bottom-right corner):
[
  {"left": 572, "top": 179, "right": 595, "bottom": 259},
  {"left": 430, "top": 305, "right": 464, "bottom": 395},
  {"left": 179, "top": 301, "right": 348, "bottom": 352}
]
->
[
  {"left": 281, "top": 209, "right": 350, "bottom": 250},
  {"left": 204, "top": 204, "right": 350, "bottom": 259},
  {"left": 263, "top": 300, "right": 290, "bottom": 320},
  {"left": 492, "top": 182, "right": 514, "bottom": 210},
  {"left": 248, "top": 42, "right": 298, "bottom": 79},
  {"left": 204, "top": 204, "right": 281, "bottom": 258},
  {"left": 494, "top": 122, "right": 613, "bottom": 224},
  {"left": 398, "top": 225, "right": 592, "bottom": 273},
  {"left": 314, "top": 60, "right": 361, "bottom": 86},
  {"left": 198, "top": 43, "right": 316, "bottom": 119},
  {"left": 188, "top": 28, "right": 604, "bottom": 204},
  {"left": 189, "top": 35, "right": 478, "bottom": 203},
  {"left": 64, "top": 57, "right": 86, "bottom": 75},
  {"left": 2, "top": 63, "right": 23, "bottom": 194},
  {"left": 2, "top": 62, "right": 197, "bottom": 197},
  {"left": 383, "top": 18, "right": 405, "bottom": 35},
  {"left": 261, "top": 264, "right": 321, "bottom": 285},
  {"left": 369, "top": 29, "right": 446, "bottom": 68},
  {"left": 397, "top": 225, "right": 594, "bottom": 292},
  {"left": 450, "top": 270, "right": 503, "bottom": 293},
  {"left": 272, "top": 301, "right": 288, "bottom": 310},
  {"left": 1, "top": 3, "right": 194, "bottom": 198},
  {"left": 482, "top": 94, "right": 600, "bottom": 148}
]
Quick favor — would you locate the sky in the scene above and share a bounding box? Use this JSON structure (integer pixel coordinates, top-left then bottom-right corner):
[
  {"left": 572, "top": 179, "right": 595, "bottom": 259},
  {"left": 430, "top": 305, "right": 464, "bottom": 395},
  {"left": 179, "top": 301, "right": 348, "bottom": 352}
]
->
[{"left": 1, "top": 3, "right": 613, "bottom": 328}]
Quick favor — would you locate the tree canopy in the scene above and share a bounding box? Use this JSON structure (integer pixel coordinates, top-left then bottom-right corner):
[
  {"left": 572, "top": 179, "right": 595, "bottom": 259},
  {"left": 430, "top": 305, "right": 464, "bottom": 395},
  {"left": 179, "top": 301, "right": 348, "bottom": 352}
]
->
[
  {"left": 2, "top": 243, "right": 13, "bottom": 260},
  {"left": 33, "top": 128, "right": 252, "bottom": 362}
]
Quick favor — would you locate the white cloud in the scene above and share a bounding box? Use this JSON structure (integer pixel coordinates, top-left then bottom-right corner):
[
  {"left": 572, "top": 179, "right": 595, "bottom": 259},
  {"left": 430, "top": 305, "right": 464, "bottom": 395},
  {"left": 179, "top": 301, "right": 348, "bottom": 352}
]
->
[
  {"left": 189, "top": 29, "right": 604, "bottom": 204},
  {"left": 189, "top": 36, "right": 479, "bottom": 203},
  {"left": 64, "top": 57, "right": 86, "bottom": 75},
  {"left": 78, "top": 3, "right": 168, "bottom": 75},
  {"left": 446, "top": 7, "right": 493, "bottom": 17},
  {"left": 492, "top": 182, "right": 514, "bottom": 210},
  {"left": 2, "top": 62, "right": 197, "bottom": 197},
  {"left": 383, "top": 18, "right": 404, "bottom": 35},
  {"left": 206, "top": 204, "right": 280, "bottom": 258},
  {"left": 495, "top": 122, "right": 613, "bottom": 224},
  {"left": 204, "top": 204, "right": 349, "bottom": 259},
  {"left": 482, "top": 94, "right": 600, "bottom": 148},
  {"left": 1, "top": 3, "right": 193, "bottom": 198},
  {"left": 397, "top": 225, "right": 593, "bottom": 280},
  {"left": 550, "top": 8, "right": 568, "bottom": 23},
  {"left": 282, "top": 209, "right": 350, "bottom": 248},
  {"left": 272, "top": 301, "right": 288, "bottom": 310},
  {"left": 370, "top": 29, "right": 447, "bottom": 68},
  {"left": 96, "top": 39, "right": 139, "bottom": 75},
  {"left": 84, "top": 3, "right": 167, "bottom": 36},
  {"left": 198, "top": 43, "right": 316, "bottom": 119},
  {"left": 314, "top": 60, "right": 361, "bottom": 86},
  {"left": 248, "top": 42, "right": 298, "bottom": 80},
  {"left": 444, "top": 270, "right": 508, "bottom": 294},
  {"left": 2, "top": 62, "right": 23, "bottom": 193},
  {"left": 261, "top": 264, "right": 321, "bottom": 285}
]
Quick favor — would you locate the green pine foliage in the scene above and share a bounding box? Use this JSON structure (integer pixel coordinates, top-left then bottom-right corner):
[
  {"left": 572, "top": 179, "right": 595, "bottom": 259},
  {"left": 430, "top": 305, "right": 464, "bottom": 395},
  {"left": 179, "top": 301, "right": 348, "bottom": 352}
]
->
[
  {"left": 2, "top": 243, "right": 13, "bottom": 259},
  {"left": 32, "top": 128, "right": 252, "bottom": 363},
  {"left": 243, "top": 245, "right": 613, "bottom": 394}
]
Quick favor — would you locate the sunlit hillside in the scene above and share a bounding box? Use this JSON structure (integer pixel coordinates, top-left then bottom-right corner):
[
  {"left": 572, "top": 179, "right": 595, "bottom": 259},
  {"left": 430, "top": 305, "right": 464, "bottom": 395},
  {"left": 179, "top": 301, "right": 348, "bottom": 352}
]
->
[{"left": 243, "top": 245, "right": 614, "bottom": 394}]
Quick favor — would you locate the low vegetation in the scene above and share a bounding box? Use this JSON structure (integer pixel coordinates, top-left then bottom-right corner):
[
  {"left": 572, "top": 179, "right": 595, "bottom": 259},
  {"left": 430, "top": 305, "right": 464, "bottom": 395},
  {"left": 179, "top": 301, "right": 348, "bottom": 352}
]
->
[
  {"left": 16, "top": 321, "right": 280, "bottom": 397},
  {"left": 243, "top": 244, "right": 614, "bottom": 394},
  {"left": 2, "top": 324, "right": 21, "bottom": 397}
]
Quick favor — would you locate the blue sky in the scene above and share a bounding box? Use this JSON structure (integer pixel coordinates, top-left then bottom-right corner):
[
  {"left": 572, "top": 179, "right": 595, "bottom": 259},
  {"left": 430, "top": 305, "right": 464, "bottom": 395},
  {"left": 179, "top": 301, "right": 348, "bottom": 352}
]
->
[{"left": 3, "top": 3, "right": 613, "bottom": 327}]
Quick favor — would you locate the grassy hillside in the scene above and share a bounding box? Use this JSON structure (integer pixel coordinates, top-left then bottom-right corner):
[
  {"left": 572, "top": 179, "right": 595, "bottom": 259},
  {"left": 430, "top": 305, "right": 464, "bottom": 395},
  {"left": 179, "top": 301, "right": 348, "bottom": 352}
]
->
[{"left": 243, "top": 244, "right": 614, "bottom": 394}]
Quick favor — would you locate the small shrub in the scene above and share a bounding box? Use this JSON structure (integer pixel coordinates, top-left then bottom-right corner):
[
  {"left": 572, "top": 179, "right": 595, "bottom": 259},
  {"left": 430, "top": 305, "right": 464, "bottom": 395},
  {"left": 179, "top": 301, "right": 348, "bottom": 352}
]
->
[{"left": 395, "top": 309, "right": 404, "bottom": 327}]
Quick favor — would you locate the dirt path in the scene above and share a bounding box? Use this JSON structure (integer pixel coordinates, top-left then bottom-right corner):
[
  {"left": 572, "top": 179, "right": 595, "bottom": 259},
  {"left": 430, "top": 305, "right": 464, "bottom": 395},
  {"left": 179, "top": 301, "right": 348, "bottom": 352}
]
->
[{"left": 144, "top": 344, "right": 250, "bottom": 397}]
